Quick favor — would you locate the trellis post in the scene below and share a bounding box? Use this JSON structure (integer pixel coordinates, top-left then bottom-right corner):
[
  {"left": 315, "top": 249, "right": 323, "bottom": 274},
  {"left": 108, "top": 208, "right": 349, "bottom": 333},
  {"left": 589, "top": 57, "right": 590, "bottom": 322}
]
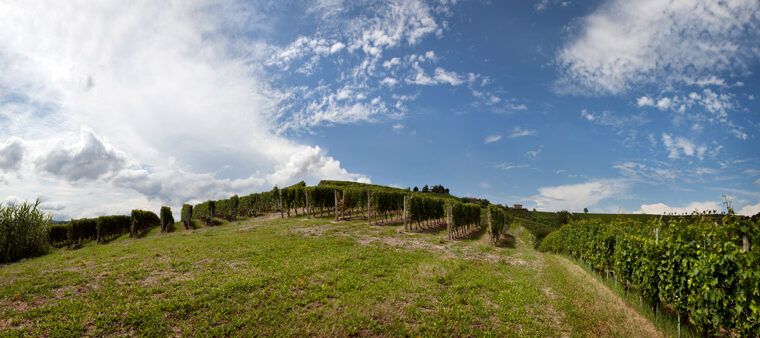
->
[
  {"left": 446, "top": 204, "right": 452, "bottom": 240},
  {"left": 367, "top": 190, "right": 371, "bottom": 226},
  {"left": 403, "top": 195, "right": 408, "bottom": 231},
  {"left": 488, "top": 207, "right": 493, "bottom": 245},
  {"left": 279, "top": 189, "right": 284, "bottom": 219},
  {"left": 744, "top": 235, "right": 750, "bottom": 252},
  {"left": 334, "top": 189, "right": 339, "bottom": 221},
  {"left": 305, "top": 189, "right": 310, "bottom": 219}
]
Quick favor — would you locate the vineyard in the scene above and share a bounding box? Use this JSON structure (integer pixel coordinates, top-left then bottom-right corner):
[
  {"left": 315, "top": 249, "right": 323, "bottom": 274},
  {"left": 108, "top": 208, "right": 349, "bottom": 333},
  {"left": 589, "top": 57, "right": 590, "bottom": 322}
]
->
[{"left": 539, "top": 215, "right": 760, "bottom": 335}]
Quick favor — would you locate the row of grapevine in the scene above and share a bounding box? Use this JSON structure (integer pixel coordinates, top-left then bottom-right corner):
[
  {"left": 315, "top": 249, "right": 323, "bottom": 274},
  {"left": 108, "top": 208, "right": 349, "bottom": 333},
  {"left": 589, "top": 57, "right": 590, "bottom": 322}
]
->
[
  {"left": 180, "top": 204, "right": 193, "bottom": 229},
  {"left": 130, "top": 209, "right": 160, "bottom": 237},
  {"left": 160, "top": 206, "right": 174, "bottom": 233},
  {"left": 449, "top": 201, "right": 482, "bottom": 239},
  {"left": 214, "top": 195, "right": 239, "bottom": 221},
  {"left": 406, "top": 195, "right": 446, "bottom": 231},
  {"left": 238, "top": 189, "right": 279, "bottom": 217},
  {"left": 192, "top": 201, "right": 215, "bottom": 226},
  {"left": 538, "top": 216, "right": 760, "bottom": 335},
  {"left": 488, "top": 205, "right": 508, "bottom": 244},
  {"left": 96, "top": 215, "right": 131, "bottom": 242}
]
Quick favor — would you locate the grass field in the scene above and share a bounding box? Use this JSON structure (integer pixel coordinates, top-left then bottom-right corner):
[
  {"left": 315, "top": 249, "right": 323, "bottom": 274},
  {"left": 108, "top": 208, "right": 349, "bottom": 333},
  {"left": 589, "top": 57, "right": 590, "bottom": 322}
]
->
[{"left": 1, "top": 214, "right": 663, "bottom": 336}]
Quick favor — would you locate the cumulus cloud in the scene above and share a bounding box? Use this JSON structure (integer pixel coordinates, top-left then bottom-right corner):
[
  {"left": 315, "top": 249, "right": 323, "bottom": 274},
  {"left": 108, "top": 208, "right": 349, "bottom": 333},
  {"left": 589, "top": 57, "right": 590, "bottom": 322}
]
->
[
  {"left": 35, "top": 128, "right": 127, "bottom": 182},
  {"left": 0, "top": 137, "right": 24, "bottom": 172},
  {"left": 0, "top": 1, "right": 372, "bottom": 216},
  {"left": 661, "top": 134, "right": 707, "bottom": 160},
  {"left": 555, "top": 0, "right": 760, "bottom": 95},
  {"left": 636, "top": 201, "right": 722, "bottom": 215},
  {"left": 738, "top": 201, "right": 760, "bottom": 216},
  {"left": 533, "top": 178, "right": 629, "bottom": 211}
]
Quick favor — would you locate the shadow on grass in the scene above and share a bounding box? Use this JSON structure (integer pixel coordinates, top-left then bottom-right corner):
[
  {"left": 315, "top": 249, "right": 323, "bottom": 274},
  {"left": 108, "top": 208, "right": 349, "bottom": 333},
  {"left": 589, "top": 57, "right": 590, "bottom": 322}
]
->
[{"left": 495, "top": 234, "right": 516, "bottom": 248}]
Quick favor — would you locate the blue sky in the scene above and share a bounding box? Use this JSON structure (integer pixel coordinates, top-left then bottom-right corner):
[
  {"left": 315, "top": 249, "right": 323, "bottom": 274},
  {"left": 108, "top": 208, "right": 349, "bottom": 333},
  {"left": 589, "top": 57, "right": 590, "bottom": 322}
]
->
[{"left": 0, "top": 0, "right": 759, "bottom": 219}]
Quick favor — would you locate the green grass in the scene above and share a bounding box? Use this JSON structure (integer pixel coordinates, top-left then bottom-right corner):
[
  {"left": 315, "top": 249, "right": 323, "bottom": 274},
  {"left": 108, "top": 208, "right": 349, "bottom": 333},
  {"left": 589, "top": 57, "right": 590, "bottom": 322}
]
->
[{"left": 1, "top": 215, "right": 663, "bottom": 336}]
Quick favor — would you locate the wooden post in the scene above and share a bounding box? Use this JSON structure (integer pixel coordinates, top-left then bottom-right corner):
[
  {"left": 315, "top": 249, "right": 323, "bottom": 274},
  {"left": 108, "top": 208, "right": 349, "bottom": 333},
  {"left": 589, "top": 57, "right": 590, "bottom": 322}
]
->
[
  {"left": 655, "top": 228, "right": 659, "bottom": 244},
  {"left": 334, "top": 189, "right": 339, "bottom": 221},
  {"left": 367, "top": 191, "right": 371, "bottom": 226},
  {"left": 743, "top": 235, "right": 750, "bottom": 252},
  {"left": 305, "top": 190, "right": 310, "bottom": 219},
  {"left": 488, "top": 208, "right": 493, "bottom": 245},
  {"left": 446, "top": 204, "right": 452, "bottom": 240},
  {"left": 403, "top": 195, "right": 408, "bottom": 231},
  {"left": 341, "top": 189, "right": 345, "bottom": 220},
  {"left": 279, "top": 189, "right": 284, "bottom": 219}
]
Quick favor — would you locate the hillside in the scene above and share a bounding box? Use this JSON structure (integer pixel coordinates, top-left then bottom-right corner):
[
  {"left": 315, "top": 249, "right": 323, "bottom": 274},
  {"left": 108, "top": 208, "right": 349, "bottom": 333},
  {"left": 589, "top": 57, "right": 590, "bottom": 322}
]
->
[{"left": 0, "top": 213, "right": 664, "bottom": 336}]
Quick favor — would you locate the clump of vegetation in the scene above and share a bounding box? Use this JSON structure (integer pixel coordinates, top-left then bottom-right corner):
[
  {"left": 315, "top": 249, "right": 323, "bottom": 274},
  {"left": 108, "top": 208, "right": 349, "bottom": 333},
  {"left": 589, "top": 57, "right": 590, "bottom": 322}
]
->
[
  {"left": 0, "top": 200, "right": 51, "bottom": 262},
  {"left": 160, "top": 206, "right": 174, "bottom": 233}
]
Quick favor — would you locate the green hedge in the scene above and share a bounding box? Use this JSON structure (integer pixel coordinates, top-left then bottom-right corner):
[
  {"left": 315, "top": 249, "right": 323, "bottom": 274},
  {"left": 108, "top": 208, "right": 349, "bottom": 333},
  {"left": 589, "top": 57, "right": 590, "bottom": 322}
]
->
[
  {"left": 193, "top": 201, "right": 215, "bottom": 226},
  {"left": 48, "top": 223, "right": 69, "bottom": 247},
  {"left": 488, "top": 205, "right": 508, "bottom": 243},
  {"left": 69, "top": 218, "right": 98, "bottom": 245},
  {"left": 539, "top": 216, "right": 760, "bottom": 335},
  {"left": 181, "top": 204, "right": 193, "bottom": 229},
  {"left": 160, "top": 206, "right": 174, "bottom": 233},
  {"left": 0, "top": 200, "right": 50, "bottom": 262},
  {"left": 130, "top": 209, "right": 160, "bottom": 237},
  {"left": 96, "top": 215, "right": 131, "bottom": 242}
]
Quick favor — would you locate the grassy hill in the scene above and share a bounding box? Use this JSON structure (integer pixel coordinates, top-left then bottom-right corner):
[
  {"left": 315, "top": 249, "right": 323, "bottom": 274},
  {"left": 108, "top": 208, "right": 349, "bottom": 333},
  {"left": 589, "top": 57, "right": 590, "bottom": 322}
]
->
[{"left": 0, "top": 213, "right": 670, "bottom": 336}]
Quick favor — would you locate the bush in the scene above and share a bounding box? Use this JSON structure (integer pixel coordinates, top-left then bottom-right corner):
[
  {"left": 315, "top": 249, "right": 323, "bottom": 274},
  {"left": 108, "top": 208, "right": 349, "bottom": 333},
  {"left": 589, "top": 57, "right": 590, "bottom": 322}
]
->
[
  {"left": 181, "top": 204, "right": 193, "bottom": 229},
  {"left": 0, "top": 200, "right": 51, "bottom": 262},
  {"left": 160, "top": 206, "right": 174, "bottom": 233},
  {"left": 130, "top": 209, "right": 160, "bottom": 237},
  {"left": 96, "top": 215, "right": 131, "bottom": 242}
]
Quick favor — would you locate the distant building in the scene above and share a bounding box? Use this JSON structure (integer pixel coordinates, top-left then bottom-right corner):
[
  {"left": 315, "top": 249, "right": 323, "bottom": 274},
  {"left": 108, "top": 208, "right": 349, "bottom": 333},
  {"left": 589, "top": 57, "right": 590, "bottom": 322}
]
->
[{"left": 513, "top": 204, "right": 523, "bottom": 209}]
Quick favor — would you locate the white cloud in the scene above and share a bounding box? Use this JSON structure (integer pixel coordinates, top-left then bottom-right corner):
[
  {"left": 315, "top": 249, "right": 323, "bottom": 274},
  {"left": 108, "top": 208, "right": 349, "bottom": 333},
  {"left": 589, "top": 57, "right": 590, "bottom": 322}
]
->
[
  {"left": 433, "top": 67, "right": 464, "bottom": 85},
  {"left": 479, "top": 182, "right": 491, "bottom": 189},
  {"left": 555, "top": 0, "right": 760, "bottom": 95},
  {"left": 525, "top": 148, "right": 542, "bottom": 159},
  {"left": 484, "top": 135, "right": 502, "bottom": 144},
  {"left": 636, "top": 201, "right": 722, "bottom": 215},
  {"left": 738, "top": 201, "right": 760, "bottom": 216},
  {"left": 637, "top": 96, "right": 655, "bottom": 107},
  {"left": 533, "top": 178, "right": 629, "bottom": 211},
  {"left": 662, "top": 134, "right": 708, "bottom": 159},
  {"left": 509, "top": 127, "right": 537, "bottom": 138},
  {"left": 0, "top": 1, "right": 370, "bottom": 217},
  {"left": 495, "top": 162, "right": 529, "bottom": 171},
  {"left": 392, "top": 123, "right": 404, "bottom": 132}
]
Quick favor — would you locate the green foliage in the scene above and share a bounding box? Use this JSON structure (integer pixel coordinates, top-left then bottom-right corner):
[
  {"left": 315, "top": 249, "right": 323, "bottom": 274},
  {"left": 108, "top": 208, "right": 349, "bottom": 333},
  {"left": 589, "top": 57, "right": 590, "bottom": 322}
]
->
[
  {"left": 539, "top": 216, "right": 760, "bottom": 335},
  {"left": 407, "top": 195, "right": 445, "bottom": 225},
  {"left": 450, "top": 201, "right": 481, "bottom": 230},
  {"left": 48, "top": 223, "right": 69, "bottom": 247},
  {"left": 556, "top": 210, "right": 572, "bottom": 226},
  {"left": 68, "top": 218, "right": 98, "bottom": 245},
  {"left": 370, "top": 190, "right": 404, "bottom": 213},
  {"left": 193, "top": 201, "right": 215, "bottom": 226},
  {"left": 160, "top": 206, "right": 174, "bottom": 233},
  {"left": 238, "top": 190, "right": 279, "bottom": 217},
  {"left": 488, "top": 205, "right": 508, "bottom": 243},
  {"left": 130, "top": 210, "right": 160, "bottom": 237},
  {"left": 0, "top": 200, "right": 51, "bottom": 262},
  {"left": 96, "top": 215, "right": 131, "bottom": 242},
  {"left": 181, "top": 204, "right": 193, "bottom": 229}
]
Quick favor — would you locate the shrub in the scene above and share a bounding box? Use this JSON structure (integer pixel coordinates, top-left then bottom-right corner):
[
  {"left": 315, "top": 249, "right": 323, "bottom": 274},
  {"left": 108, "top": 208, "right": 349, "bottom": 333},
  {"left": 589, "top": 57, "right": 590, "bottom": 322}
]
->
[
  {"left": 130, "top": 209, "right": 160, "bottom": 237},
  {"left": 181, "top": 204, "right": 193, "bottom": 229},
  {"left": 96, "top": 215, "right": 131, "bottom": 243},
  {"left": 160, "top": 206, "right": 174, "bottom": 233},
  {"left": 0, "top": 200, "right": 51, "bottom": 262}
]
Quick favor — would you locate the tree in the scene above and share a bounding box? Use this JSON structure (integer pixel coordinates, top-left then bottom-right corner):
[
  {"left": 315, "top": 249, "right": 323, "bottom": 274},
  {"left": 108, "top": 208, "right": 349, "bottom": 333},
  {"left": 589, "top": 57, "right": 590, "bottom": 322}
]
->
[
  {"left": 584, "top": 207, "right": 588, "bottom": 213},
  {"left": 413, "top": 186, "right": 419, "bottom": 192},
  {"left": 557, "top": 210, "right": 571, "bottom": 225},
  {"left": 422, "top": 185, "right": 429, "bottom": 193},
  {"left": 444, "top": 188, "right": 450, "bottom": 194}
]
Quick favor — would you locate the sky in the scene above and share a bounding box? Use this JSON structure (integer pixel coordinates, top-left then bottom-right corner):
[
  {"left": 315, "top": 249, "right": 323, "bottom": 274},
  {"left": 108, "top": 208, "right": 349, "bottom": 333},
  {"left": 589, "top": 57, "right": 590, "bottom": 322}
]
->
[{"left": 1, "top": 0, "right": 759, "bottom": 220}]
